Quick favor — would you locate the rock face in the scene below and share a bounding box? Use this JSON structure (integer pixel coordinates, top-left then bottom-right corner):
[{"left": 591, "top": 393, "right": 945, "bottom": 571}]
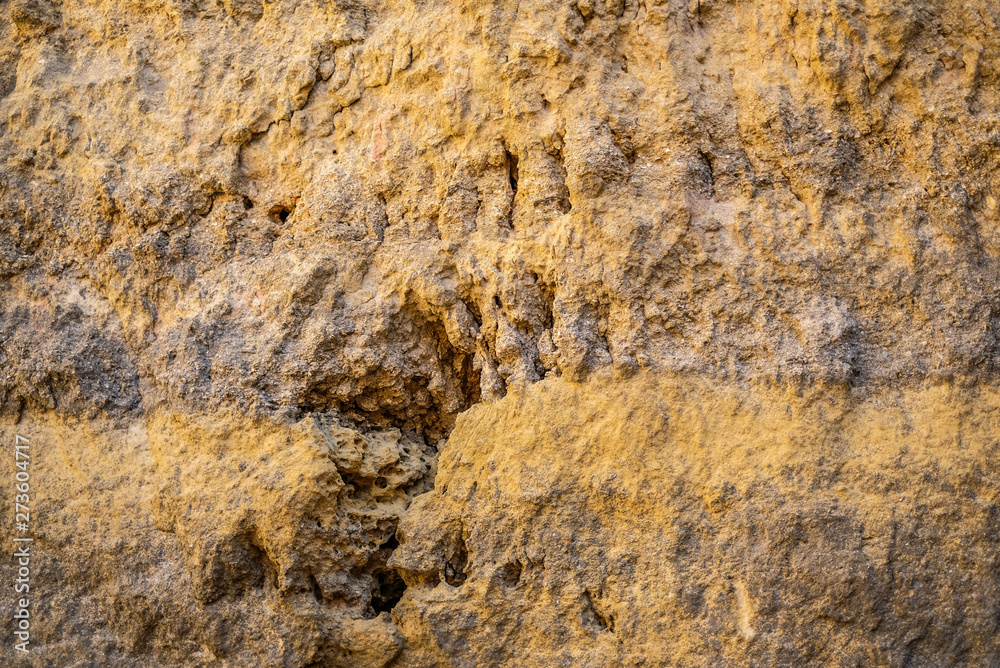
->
[
  {"left": 395, "top": 376, "right": 1000, "bottom": 666},
  {"left": 2, "top": 0, "right": 1000, "bottom": 665}
]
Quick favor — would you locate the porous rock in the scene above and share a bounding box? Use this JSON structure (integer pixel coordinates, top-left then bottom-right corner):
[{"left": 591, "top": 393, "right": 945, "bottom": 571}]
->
[{"left": 2, "top": 0, "right": 1000, "bottom": 665}]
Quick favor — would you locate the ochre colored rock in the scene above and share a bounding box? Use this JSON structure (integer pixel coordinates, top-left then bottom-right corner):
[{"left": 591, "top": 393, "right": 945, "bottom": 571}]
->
[
  {"left": 2, "top": 0, "right": 1000, "bottom": 664},
  {"left": 395, "top": 374, "right": 1000, "bottom": 666}
]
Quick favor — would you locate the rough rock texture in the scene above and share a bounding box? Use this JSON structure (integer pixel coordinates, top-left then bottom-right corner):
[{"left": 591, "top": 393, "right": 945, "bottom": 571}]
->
[
  {"left": 2, "top": 0, "right": 1000, "bottom": 665},
  {"left": 396, "top": 375, "right": 1000, "bottom": 666}
]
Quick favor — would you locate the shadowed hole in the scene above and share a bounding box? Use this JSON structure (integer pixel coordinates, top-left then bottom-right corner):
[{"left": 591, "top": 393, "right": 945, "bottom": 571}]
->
[
  {"left": 309, "top": 573, "right": 324, "bottom": 604},
  {"left": 506, "top": 149, "right": 519, "bottom": 194},
  {"left": 371, "top": 569, "right": 406, "bottom": 613},
  {"left": 269, "top": 204, "right": 293, "bottom": 223},
  {"left": 445, "top": 535, "right": 469, "bottom": 586},
  {"left": 499, "top": 560, "right": 522, "bottom": 587}
]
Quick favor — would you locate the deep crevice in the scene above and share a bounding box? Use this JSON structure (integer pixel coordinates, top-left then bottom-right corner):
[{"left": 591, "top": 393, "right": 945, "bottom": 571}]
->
[
  {"left": 371, "top": 569, "right": 406, "bottom": 613},
  {"left": 506, "top": 148, "right": 519, "bottom": 195},
  {"left": 269, "top": 204, "right": 294, "bottom": 223},
  {"left": 309, "top": 573, "right": 324, "bottom": 604},
  {"left": 551, "top": 143, "right": 573, "bottom": 214},
  {"left": 445, "top": 534, "right": 469, "bottom": 586},
  {"left": 698, "top": 149, "right": 715, "bottom": 197},
  {"left": 463, "top": 299, "right": 483, "bottom": 329}
]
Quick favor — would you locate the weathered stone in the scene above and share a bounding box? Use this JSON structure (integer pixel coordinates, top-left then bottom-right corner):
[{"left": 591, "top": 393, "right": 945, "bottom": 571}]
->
[{"left": 2, "top": 0, "right": 1000, "bottom": 664}]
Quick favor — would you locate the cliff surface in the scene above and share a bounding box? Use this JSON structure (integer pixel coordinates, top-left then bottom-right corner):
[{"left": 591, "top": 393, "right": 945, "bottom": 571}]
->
[{"left": 2, "top": 0, "right": 1000, "bottom": 665}]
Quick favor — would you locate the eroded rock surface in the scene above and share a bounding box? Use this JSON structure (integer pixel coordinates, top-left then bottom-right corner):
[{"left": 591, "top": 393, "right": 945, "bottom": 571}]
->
[
  {"left": 2, "top": 0, "right": 1000, "bottom": 665},
  {"left": 396, "top": 375, "right": 1000, "bottom": 666}
]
